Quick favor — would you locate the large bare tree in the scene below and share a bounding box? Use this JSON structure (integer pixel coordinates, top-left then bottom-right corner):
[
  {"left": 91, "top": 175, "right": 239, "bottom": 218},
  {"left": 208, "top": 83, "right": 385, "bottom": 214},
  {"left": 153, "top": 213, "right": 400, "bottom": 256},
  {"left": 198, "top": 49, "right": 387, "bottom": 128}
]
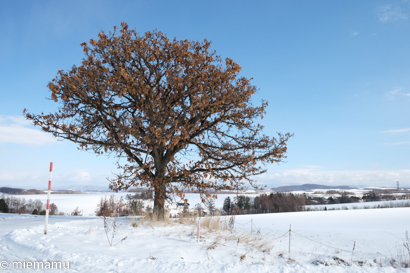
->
[{"left": 24, "top": 22, "right": 292, "bottom": 220}]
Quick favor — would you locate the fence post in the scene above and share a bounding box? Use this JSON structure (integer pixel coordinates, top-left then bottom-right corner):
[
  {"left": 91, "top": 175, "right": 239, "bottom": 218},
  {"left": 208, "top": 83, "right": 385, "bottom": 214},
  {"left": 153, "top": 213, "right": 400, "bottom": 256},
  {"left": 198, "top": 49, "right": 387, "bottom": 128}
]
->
[
  {"left": 288, "top": 224, "right": 291, "bottom": 258},
  {"left": 351, "top": 241, "right": 356, "bottom": 264},
  {"left": 197, "top": 217, "right": 200, "bottom": 243}
]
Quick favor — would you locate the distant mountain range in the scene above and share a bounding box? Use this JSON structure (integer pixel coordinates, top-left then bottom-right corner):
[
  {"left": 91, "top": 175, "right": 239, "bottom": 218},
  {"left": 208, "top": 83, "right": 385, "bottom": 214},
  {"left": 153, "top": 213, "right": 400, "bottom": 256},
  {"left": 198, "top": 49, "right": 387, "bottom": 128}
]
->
[
  {"left": 62, "top": 185, "right": 111, "bottom": 192},
  {"left": 271, "top": 184, "right": 355, "bottom": 192},
  {"left": 1, "top": 184, "right": 111, "bottom": 192},
  {"left": 0, "top": 187, "right": 81, "bottom": 195},
  {"left": 0, "top": 187, "right": 46, "bottom": 195}
]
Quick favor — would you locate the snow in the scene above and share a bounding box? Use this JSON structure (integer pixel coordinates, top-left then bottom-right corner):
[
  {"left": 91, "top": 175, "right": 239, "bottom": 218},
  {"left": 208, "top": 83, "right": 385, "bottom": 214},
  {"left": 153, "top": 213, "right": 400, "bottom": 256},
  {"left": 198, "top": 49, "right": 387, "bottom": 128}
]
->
[
  {"left": 305, "top": 200, "right": 410, "bottom": 210},
  {"left": 1, "top": 208, "right": 410, "bottom": 272}
]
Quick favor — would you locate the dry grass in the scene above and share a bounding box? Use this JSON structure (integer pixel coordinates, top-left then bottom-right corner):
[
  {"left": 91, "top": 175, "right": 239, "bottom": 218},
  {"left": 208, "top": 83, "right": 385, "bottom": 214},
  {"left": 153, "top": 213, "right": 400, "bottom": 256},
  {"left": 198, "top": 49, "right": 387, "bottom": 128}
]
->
[
  {"left": 136, "top": 210, "right": 179, "bottom": 230},
  {"left": 131, "top": 219, "right": 138, "bottom": 228},
  {"left": 206, "top": 242, "right": 218, "bottom": 250},
  {"left": 87, "top": 226, "right": 95, "bottom": 234},
  {"left": 179, "top": 214, "right": 197, "bottom": 225},
  {"left": 200, "top": 215, "right": 221, "bottom": 232},
  {"left": 388, "top": 231, "right": 410, "bottom": 268},
  {"left": 199, "top": 214, "right": 235, "bottom": 233},
  {"left": 333, "top": 256, "right": 349, "bottom": 266},
  {"left": 135, "top": 213, "right": 275, "bottom": 263}
]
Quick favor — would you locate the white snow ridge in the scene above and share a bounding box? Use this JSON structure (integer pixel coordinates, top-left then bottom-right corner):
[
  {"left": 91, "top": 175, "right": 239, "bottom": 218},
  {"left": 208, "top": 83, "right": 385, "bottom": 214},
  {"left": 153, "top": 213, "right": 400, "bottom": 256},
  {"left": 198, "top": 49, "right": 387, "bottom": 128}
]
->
[{"left": 1, "top": 208, "right": 410, "bottom": 272}]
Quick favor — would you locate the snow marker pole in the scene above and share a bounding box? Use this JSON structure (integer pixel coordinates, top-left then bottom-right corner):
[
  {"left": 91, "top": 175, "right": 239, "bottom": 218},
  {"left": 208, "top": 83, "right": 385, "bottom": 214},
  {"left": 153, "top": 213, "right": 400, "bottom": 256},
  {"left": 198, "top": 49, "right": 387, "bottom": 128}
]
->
[
  {"left": 117, "top": 201, "right": 120, "bottom": 217},
  {"left": 44, "top": 162, "right": 53, "bottom": 235},
  {"left": 288, "top": 224, "right": 291, "bottom": 257}
]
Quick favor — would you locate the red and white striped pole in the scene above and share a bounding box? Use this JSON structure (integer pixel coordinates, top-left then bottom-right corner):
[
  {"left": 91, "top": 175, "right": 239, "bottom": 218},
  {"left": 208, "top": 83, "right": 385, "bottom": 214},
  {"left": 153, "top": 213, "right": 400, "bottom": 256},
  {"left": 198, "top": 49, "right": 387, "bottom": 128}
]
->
[
  {"left": 44, "top": 162, "right": 53, "bottom": 235},
  {"left": 117, "top": 201, "right": 120, "bottom": 217}
]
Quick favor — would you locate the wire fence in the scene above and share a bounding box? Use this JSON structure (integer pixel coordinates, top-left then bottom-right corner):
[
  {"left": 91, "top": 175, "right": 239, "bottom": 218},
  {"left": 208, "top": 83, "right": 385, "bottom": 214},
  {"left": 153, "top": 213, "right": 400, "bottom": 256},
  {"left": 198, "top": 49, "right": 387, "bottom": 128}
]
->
[{"left": 231, "top": 217, "right": 408, "bottom": 266}]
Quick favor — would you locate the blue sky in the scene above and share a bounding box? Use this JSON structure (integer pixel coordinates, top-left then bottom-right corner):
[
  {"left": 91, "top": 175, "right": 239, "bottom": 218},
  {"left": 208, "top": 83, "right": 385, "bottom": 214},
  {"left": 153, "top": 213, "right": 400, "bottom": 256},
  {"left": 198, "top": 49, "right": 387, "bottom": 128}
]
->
[{"left": 1, "top": 0, "right": 409, "bottom": 190}]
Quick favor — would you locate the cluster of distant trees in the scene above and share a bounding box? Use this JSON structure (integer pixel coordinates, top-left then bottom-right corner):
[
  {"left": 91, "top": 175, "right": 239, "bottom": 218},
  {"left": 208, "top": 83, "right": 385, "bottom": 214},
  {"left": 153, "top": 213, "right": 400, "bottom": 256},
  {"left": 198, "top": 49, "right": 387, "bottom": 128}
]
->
[
  {"left": 307, "top": 192, "right": 360, "bottom": 205},
  {"left": 307, "top": 190, "right": 410, "bottom": 205},
  {"left": 222, "top": 193, "right": 306, "bottom": 215},
  {"left": 95, "top": 195, "right": 151, "bottom": 217},
  {"left": 219, "top": 190, "right": 410, "bottom": 215},
  {"left": 0, "top": 195, "right": 59, "bottom": 215},
  {"left": 125, "top": 192, "right": 153, "bottom": 200}
]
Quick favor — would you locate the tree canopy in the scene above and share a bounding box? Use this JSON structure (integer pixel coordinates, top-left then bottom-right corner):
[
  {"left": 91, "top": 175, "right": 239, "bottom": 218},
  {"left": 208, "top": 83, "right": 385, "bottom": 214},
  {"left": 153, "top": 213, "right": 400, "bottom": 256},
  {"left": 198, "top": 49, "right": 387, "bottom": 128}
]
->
[{"left": 24, "top": 22, "right": 292, "bottom": 220}]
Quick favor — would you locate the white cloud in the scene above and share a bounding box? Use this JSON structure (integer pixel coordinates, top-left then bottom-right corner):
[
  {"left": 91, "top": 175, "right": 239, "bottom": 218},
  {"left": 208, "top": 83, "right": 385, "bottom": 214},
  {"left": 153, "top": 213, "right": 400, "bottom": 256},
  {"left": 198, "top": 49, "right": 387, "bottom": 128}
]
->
[
  {"left": 0, "top": 170, "right": 42, "bottom": 184},
  {"left": 257, "top": 169, "right": 410, "bottom": 188},
  {"left": 384, "top": 141, "right": 410, "bottom": 146},
  {"left": 0, "top": 115, "right": 57, "bottom": 145},
  {"left": 0, "top": 168, "right": 102, "bottom": 189},
  {"left": 66, "top": 169, "right": 92, "bottom": 182},
  {"left": 351, "top": 31, "right": 359, "bottom": 36},
  {"left": 385, "top": 88, "right": 410, "bottom": 99},
  {"left": 383, "top": 128, "right": 410, "bottom": 133},
  {"left": 377, "top": 5, "right": 408, "bottom": 22}
]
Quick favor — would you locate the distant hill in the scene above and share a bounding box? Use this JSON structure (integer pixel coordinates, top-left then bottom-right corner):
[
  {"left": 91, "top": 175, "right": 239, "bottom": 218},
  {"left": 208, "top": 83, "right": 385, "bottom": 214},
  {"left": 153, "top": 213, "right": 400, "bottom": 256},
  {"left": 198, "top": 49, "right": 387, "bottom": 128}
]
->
[
  {"left": 0, "top": 187, "right": 46, "bottom": 195},
  {"left": 271, "top": 184, "right": 355, "bottom": 192},
  {"left": 63, "top": 185, "right": 111, "bottom": 192},
  {"left": 0, "top": 187, "right": 83, "bottom": 195}
]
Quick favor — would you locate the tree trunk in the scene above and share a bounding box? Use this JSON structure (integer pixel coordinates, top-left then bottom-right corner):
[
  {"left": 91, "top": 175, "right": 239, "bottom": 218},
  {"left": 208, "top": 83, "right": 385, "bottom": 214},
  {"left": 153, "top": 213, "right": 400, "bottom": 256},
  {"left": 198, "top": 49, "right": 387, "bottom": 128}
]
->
[{"left": 153, "top": 181, "right": 166, "bottom": 221}]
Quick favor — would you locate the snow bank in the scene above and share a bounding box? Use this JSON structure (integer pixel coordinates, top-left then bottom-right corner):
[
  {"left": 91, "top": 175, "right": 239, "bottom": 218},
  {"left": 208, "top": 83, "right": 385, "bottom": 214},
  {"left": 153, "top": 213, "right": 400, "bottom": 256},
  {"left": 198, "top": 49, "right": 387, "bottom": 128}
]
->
[{"left": 1, "top": 207, "right": 409, "bottom": 272}]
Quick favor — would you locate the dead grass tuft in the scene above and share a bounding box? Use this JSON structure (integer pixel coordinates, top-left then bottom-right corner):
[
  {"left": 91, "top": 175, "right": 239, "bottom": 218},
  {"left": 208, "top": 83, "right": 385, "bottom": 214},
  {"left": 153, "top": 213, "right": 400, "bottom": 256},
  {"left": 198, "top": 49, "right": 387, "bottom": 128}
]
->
[
  {"left": 179, "top": 214, "right": 197, "bottom": 225},
  {"left": 199, "top": 214, "right": 236, "bottom": 233},
  {"left": 356, "top": 261, "right": 365, "bottom": 266},
  {"left": 333, "top": 256, "right": 349, "bottom": 266},
  {"left": 131, "top": 219, "right": 138, "bottom": 228},
  {"left": 287, "top": 258, "right": 296, "bottom": 264},
  {"left": 87, "top": 226, "right": 94, "bottom": 234},
  {"left": 206, "top": 242, "right": 218, "bottom": 250}
]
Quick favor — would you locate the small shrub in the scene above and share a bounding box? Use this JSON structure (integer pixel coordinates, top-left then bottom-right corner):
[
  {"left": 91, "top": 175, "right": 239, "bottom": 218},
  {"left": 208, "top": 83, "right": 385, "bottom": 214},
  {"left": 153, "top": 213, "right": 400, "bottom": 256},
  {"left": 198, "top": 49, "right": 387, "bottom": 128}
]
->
[
  {"left": 50, "top": 203, "right": 58, "bottom": 215},
  {"left": 131, "top": 219, "right": 138, "bottom": 228},
  {"left": 71, "top": 207, "right": 82, "bottom": 216},
  {"left": 0, "top": 199, "right": 9, "bottom": 213},
  {"left": 103, "top": 216, "right": 127, "bottom": 247},
  {"left": 227, "top": 215, "right": 235, "bottom": 231}
]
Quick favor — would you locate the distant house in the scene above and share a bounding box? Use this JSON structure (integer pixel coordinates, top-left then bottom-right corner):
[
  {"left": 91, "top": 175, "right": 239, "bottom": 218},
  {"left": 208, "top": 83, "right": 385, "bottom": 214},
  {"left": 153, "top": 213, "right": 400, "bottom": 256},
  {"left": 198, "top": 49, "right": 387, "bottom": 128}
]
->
[
  {"left": 176, "top": 202, "right": 190, "bottom": 212},
  {"left": 167, "top": 203, "right": 190, "bottom": 217}
]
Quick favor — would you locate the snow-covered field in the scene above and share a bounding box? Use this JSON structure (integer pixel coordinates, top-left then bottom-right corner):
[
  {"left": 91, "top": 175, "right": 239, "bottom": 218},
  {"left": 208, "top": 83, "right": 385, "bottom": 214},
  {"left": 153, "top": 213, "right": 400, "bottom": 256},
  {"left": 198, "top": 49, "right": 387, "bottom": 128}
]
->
[
  {"left": 1, "top": 208, "right": 409, "bottom": 272},
  {"left": 305, "top": 200, "right": 410, "bottom": 210}
]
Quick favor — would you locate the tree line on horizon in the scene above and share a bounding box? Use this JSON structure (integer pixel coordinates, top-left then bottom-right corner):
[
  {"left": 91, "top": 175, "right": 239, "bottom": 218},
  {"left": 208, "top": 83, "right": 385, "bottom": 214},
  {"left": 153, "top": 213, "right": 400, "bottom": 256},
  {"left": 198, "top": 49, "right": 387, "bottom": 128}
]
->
[
  {"left": 220, "top": 190, "right": 410, "bottom": 215},
  {"left": 0, "top": 196, "right": 59, "bottom": 215}
]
